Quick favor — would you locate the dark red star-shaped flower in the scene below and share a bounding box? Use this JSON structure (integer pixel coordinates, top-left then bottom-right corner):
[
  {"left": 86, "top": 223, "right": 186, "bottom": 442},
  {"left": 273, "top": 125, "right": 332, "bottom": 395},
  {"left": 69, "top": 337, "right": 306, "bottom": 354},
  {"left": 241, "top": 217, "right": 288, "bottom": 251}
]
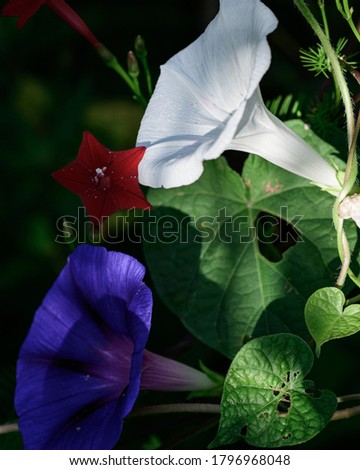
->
[
  {"left": 2, "top": 0, "right": 100, "bottom": 47},
  {"left": 52, "top": 131, "right": 151, "bottom": 224}
]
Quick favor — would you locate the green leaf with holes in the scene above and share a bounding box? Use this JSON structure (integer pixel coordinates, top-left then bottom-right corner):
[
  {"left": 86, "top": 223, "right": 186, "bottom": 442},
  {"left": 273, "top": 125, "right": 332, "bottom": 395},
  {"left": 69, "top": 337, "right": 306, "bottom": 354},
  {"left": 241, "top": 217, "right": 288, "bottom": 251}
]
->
[
  {"left": 305, "top": 287, "right": 360, "bottom": 356},
  {"left": 209, "top": 334, "right": 337, "bottom": 448},
  {"left": 143, "top": 120, "right": 356, "bottom": 357}
]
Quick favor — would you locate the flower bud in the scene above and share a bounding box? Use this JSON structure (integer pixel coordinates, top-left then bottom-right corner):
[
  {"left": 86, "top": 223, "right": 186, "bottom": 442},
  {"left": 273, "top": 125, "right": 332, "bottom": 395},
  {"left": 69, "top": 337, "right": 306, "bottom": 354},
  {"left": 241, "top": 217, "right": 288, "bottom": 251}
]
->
[
  {"left": 134, "top": 35, "right": 147, "bottom": 58},
  {"left": 127, "top": 50, "right": 140, "bottom": 79}
]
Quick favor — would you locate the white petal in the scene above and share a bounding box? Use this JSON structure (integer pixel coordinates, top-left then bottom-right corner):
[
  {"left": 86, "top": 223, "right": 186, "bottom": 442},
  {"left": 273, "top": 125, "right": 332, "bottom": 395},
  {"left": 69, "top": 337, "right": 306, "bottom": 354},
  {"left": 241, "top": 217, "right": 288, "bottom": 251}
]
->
[
  {"left": 229, "top": 89, "right": 340, "bottom": 188},
  {"left": 137, "top": 0, "right": 278, "bottom": 188},
  {"left": 138, "top": 103, "right": 246, "bottom": 188}
]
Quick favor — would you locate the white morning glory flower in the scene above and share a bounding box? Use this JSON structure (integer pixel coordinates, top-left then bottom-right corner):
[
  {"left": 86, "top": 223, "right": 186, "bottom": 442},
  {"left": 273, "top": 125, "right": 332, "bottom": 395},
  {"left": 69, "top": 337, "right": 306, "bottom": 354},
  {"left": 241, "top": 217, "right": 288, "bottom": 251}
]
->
[{"left": 136, "top": 0, "right": 340, "bottom": 190}]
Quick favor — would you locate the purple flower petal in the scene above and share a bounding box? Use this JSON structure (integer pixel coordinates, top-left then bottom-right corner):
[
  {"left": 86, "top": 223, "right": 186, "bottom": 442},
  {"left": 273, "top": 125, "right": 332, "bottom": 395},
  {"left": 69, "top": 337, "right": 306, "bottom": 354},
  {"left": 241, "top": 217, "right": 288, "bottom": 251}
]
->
[
  {"left": 68, "top": 244, "right": 152, "bottom": 351},
  {"left": 141, "top": 350, "right": 216, "bottom": 392},
  {"left": 15, "top": 244, "right": 152, "bottom": 449},
  {"left": 16, "top": 363, "right": 126, "bottom": 449}
]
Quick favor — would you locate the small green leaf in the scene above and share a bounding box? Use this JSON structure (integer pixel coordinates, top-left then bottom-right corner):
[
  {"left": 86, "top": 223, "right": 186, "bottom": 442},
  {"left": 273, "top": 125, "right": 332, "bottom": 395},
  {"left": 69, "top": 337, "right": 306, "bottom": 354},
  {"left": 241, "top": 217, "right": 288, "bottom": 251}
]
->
[
  {"left": 305, "top": 287, "right": 360, "bottom": 356},
  {"left": 209, "top": 334, "right": 337, "bottom": 448},
  {"left": 265, "top": 94, "right": 303, "bottom": 120}
]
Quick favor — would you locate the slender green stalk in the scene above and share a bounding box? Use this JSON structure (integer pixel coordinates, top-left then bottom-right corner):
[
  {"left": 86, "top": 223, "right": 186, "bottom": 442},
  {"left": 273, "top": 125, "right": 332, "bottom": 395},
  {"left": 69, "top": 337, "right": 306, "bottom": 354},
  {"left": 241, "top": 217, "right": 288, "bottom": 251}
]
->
[
  {"left": 318, "top": 0, "right": 330, "bottom": 39},
  {"left": 294, "top": 1, "right": 360, "bottom": 287},
  {"left": 132, "top": 77, "right": 143, "bottom": 101},
  {"left": 96, "top": 45, "right": 147, "bottom": 108},
  {"left": 336, "top": 0, "right": 346, "bottom": 17},
  {"left": 347, "top": 268, "right": 360, "bottom": 289},
  {"left": 130, "top": 403, "right": 221, "bottom": 417},
  {"left": 334, "top": 112, "right": 360, "bottom": 288},
  {"left": 134, "top": 35, "right": 153, "bottom": 97},
  {"left": 339, "top": 110, "right": 360, "bottom": 201},
  {"left": 106, "top": 56, "right": 147, "bottom": 107},
  {"left": 130, "top": 400, "right": 360, "bottom": 425},
  {"left": 333, "top": 207, "right": 360, "bottom": 289},
  {"left": 140, "top": 57, "right": 153, "bottom": 97},
  {"left": 107, "top": 58, "right": 135, "bottom": 91},
  {"left": 345, "top": 293, "right": 360, "bottom": 305},
  {"left": 335, "top": 226, "right": 349, "bottom": 287},
  {"left": 294, "top": 0, "right": 355, "bottom": 146},
  {"left": 334, "top": 76, "right": 342, "bottom": 107},
  {"left": 2, "top": 397, "right": 360, "bottom": 436},
  {"left": 331, "top": 404, "right": 360, "bottom": 421},
  {"left": 0, "top": 423, "right": 18, "bottom": 435},
  {"left": 96, "top": 46, "right": 135, "bottom": 91},
  {"left": 127, "top": 51, "right": 145, "bottom": 104},
  {"left": 337, "top": 393, "right": 360, "bottom": 403},
  {"left": 129, "top": 73, "right": 143, "bottom": 104},
  {"left": 336, "top": 0, "right": 360, "bottom": 43}
]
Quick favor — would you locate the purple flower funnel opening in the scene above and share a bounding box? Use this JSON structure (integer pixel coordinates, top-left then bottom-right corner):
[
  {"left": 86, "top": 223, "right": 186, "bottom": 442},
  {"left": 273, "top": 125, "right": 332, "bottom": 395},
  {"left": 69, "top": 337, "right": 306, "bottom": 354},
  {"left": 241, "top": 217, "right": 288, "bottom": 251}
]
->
[
  {"left": 15, "top": 245, "right": 215, "bottom": 449},
  {"left": 15, "top": 244, "right": 153, "bottom": 449}
]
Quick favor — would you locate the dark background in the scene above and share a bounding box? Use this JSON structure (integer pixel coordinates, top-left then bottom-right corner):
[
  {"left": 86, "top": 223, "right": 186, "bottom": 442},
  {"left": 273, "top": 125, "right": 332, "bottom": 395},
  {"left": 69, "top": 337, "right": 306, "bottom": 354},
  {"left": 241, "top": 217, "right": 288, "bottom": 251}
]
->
[{"left": 0, "top": 0, "right": 359, "bottom": 449}]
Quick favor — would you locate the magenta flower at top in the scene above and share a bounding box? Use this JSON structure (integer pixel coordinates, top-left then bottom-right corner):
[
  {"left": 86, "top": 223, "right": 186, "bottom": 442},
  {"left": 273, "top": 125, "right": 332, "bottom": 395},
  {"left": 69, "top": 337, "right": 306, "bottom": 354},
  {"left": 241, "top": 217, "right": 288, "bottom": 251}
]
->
[
  {"left": 15, "top": 245, "right": 214, "bottom": 449},
  {"left": 2, "top": 0, "right": 101, "bottom": 47}
]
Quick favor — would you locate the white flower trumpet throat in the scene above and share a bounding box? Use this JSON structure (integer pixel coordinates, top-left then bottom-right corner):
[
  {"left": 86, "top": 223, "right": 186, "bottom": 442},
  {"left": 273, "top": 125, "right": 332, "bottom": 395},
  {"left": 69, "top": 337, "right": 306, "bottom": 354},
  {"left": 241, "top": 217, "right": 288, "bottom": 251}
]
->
[{"left": 136, "top": 0, "right": 340, "bottom": 190}]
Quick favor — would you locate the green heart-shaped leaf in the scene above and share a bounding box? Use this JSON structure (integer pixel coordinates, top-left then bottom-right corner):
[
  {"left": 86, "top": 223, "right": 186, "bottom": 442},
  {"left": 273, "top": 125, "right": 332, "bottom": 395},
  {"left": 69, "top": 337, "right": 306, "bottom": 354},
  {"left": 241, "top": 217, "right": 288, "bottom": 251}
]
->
[
  {"left": 305, "top": 287, "right": 360, "bottom": 356},
  {"left": 209, "top": 334, "right": 337, "bottom": 449},
  {"left": 143, "top": 120, "right": 357, "bottom": 357}
]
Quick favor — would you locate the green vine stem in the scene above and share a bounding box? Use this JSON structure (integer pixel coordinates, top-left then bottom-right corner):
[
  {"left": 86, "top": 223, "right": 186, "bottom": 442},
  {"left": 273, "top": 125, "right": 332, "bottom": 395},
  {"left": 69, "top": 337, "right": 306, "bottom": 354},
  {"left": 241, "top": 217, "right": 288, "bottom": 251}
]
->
[
  {"left": 335, "top": 225, "right": 350, "bottom": 287},
  {"left": 294, "top": 0, "right": 359, "bottom": 287},
  {"left": 294, "top": 0, "right": 354, "bottom": 147},
  {"left": 346, "top": 293, "right": 360, "bottom": 305},
  {"left": 332, "top": 204, "right": 360, "bottom": 289},
  {"left": 127, "top": 51, "right": 144, "bottom": 103},
  {"left": 339, "top": 110, "right": 360, "bottom": 201},
  {"left": 134, "top": 35, "right": 153, "bottom": 97},
  {"left": 96, "top": 44, "right": 147, "bottom": 108},
  {"left": 335, "top": 0, "right": 346, "bottom": 17},
  {"left": 331, "top": 405, "right": 360, "bottom": 421},
  {"left": 0, "top": 423, "right": 18, "bottom": 435},
  {"left": 130, "top": 403, "right": 221, "bottom": 417},
  {"left": 333, "top": 216, "right": 360, "bottom": 290},
  {"left": 318, "top": 0, "right": 330, "bottom": 39},
  {"left": 337, "top": 393, "right": 360, "bottom": 402},
  {"left": 2, "top": 395, "right": 360, "bottom": 436},
  {"left": 334, "top": 111, "right": 360, "bottom": 288},
  {"left": 122, "top": 400, "right": 360, "bottom": 424},
  {"left": 336, "top": 0, "right": 360, "bottom": 43}
]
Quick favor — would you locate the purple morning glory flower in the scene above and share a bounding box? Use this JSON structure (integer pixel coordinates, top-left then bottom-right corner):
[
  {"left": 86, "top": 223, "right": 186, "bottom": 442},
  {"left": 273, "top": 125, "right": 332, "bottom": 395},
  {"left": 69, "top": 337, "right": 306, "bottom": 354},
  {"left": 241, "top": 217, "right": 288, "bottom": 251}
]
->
[{"left": 15, "top": 244, "right": 214, "bottom": 450}]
